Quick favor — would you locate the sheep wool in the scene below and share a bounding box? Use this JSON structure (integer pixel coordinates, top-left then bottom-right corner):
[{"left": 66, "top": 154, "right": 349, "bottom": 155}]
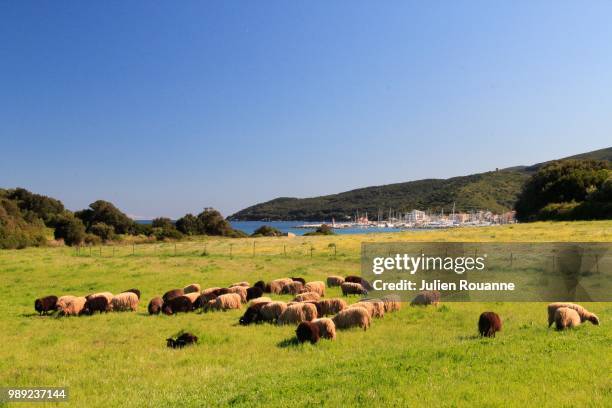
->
[
  {"left": 282, "top": 281, "right": 305, "bottom": 295},
  {"left": 304, "top": 281, "right": 325, "bottom": 297},
  {"left": 148, "top": 297, "right": 163, "bottom": 315},
  {"left": 312, "top": 318, "right": 336, "bottom": 340},
  {"left": 278, "top": 303, "right": 318, "bottom": 325},
  {"left": 381, "top": 295, "right": 402, "bottom": 313},
  {"left": 269, "top": 278, "right": 294, "bottom": 294},
  {"left": 359, "top": 299, "right": 385, "bottom": 318},
  {"left": 249, "top": 297, "right": 272, "bottom": 305},
  {"left": 226, "top": 286, "right": 247, "bottom": 303},
  {"left": 57, "top": 295, "right": 76, "bottom": 311},
  {"left": 547, "top": 302, "right": 599, "bottom": 326},
  {"left": 87, "top": 292, "right": 114, "bottom": 306},
  {"left": 554, "top": 307, "right": 581, "bottom": 330},
  {"left": 260, "top": 301, "right": 288, "bottom": 322},
  {"left": 316, "top": 298, "right": 347, "bottom": 316},
  {"left": 207, "top": 293, "right": 242, "bottom": 311},
  {"left": 326, "top": 276, "right": 345, "bottom": 287},
  {"left": 333, "top": 307, "right": 371, "bottom": 331},
  {"left": 111, "top": 292, "right": 139, "bottom": 312},
  {"left": 478, "top": 311, "right": 502, "bottom": 337},
  {"left": 410, "top": 290, "right": 440, "bottom": 306},
  {"left": 295, "top": 321, "right": 320, "bottom": 344},
  {"left": 59, "top": 296, "right": 87, "bottom": 316},
  {"left": 183, "top": 283, "right": 201, "bottom": 294},
  {"left": 230, "top": 281, "right": 250, "bottom": 288},
  {"left": 348, "top": 302, "right": 375, "bottom": 318},
  {"left": 293, "top": 292, "right": 321, "bottom": 303},
  {"left": 341, "top": 282, "right": 366, "bottom": 296}
]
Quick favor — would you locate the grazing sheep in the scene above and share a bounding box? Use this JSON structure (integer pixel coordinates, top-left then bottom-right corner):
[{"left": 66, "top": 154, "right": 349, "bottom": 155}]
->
[
  {"left": 200, "top": 287, "right": 221, "bottom": 303},
  {"left": 304, "top": 281, "right": 325, "bottom": 297},
  {"left": 278, "top": 303, "right": 318, "bottom": 325},
  {"left": 345, "top": 275, "right": 362, "bottom": 284},
  {"left": 478, "top": 312, "right": 502, "bottom": 337},
  {"left": 162, "top": 296, "right": 192, "bottom": 315},
  {"left": 124, "top": 288, "right": 141, "bottom": 299},
  {"left": 358, "top": 299, "right": 385, "bottom": 318},
  {"left": 230, "top": 281, "right": 250, "bottom": 287},
  {"left": 250, "top": 296, "right": 272, "bottom": 305},
  {"left": 547, "top": 303, "right": 599, "bottom": 327},
  {"left": 381, "top": 295, "right": 402, "bottom": 313},
  {"left": 554, "top": 307, "right": 582, "bottom": 330},
  {"left": 86, "top": 292, "right": 114, "bottom": 308},
  {"left": 111, "top": 292, "right": 139, "bottom": 312},
  {"left": 246, "top": 286, "right": 264, "bottom": 301},
  {"left": 312, "top": 318, "right": 336, "bottom": 340},
  {"left": 167, "top": 332, "right": 198, "bottom": 348},
  {"left": 58, "top": 296, "right": 87, "bottom": 316},
  {"left": 293, "top": 292, "right": 321, "bottom": 303},
  {"left": 291, "top": 277, "right": 306, "bottom": 285},
  {"left": 326, "top": 276, "right": 345, "bottom": 287},
  {"left": 226, "top": 286, "right": 247, "bottom": 303},
  {"left": 348, "top": 302, "right": 375, "bottom": 318},
  {"left": 239, "top": 302, "right": 268, "bottom": 325},
  {"left": 34, "top": 295, "right": 58, "bottom": 315},
  {"left": 82, "top": 296, "right": 110, "bottom": 315},
  {"left": 254, "top": 280, "right": 266, "bottom": 292},
  {"left": 341, "top": 282, "right": 367, "bottom": 296},
  {"left": 183, "top": 292, "right": 202, "bottom": 310},
  {"left": 205, "top": 293, "right": 242, "bottom": 311},
  {"left": 282, "top": 281, "right": 305, "bottom": 295},
  {"left": 269, "top": 278, "right": 294, "bottom": 294},
  {"left": 183, "top": 283, "right": 201, "bottom": 294},
  {"left": 296, "top": 321, "right": 320, "bottom": 344},
  {"left": 316, "top": 298, "right": 347, "bottom": 316},
  {"left": 333, "top": 307, "right": 371, "bottom": 331},
  {"left": 259, "top": 301, "right": 287, "bottom": 322},
  {"left": 148, "top": 297, "right": 163, "bottom": 315},
  {"left": 56, "top": 296, "right": 76, "bottom": 312},
  {"left": 163, "top": 288, "right": 184, "bottom": 303},
  {"left": 411, "top": 290, "right": 440, "bottom": 306}
]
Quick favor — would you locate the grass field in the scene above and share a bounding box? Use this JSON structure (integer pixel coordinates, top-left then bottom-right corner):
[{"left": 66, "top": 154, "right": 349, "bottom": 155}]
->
[{"left": 1, "top": 221, "right": 611, "bottom": 407}]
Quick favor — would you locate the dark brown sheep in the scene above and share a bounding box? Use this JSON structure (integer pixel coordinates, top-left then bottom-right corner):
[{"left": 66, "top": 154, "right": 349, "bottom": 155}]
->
[
  {"left": 166, "top": 332, "right": 198, "bottom": 348},
  {"left": 345, "top": 275, "right": 362, "bottom": 284},
  {"left": 148, "top": 297, "right": 163, "bottom": 315},
  {"left": 246, "top": 286, "right": 264, "bottom": 301},
  {"left": 254, "top": 280, "right": 266, "bottom": 292},
  {"left": 34, "top": 295, "right": 58, "bottom": 315},
  {"left": 296, "top": 321, "right": 320, "bottom": 344},
  {"left": 82, "top": 296, "right": 110, "bottom": 315},
  {"left": 162, "top": 296, "right": 192, "bottom": 315},
  {"left": 291, "top": 277, "right": 306, "bottom": 285},
  {"left": 478, "top": 312, "right": 502, "bottom": 338},
  {"left": 124, "top": 288, "right": 141, "bottom": 299},
  {"left": 162, "top": 288, "right": 184, "bottom": 303},
  {"left": 239, "top": 302, "right": 268, "bottom": 325}
]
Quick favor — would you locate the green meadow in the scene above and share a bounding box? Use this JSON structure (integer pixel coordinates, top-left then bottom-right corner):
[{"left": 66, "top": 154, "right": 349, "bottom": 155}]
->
[{"left": 1, "top": 221, "right": 611, "bottom": 407}]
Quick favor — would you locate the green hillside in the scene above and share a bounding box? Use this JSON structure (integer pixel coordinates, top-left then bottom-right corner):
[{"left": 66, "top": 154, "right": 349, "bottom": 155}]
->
[{"left": 229, "top": 147, "right": 611, "bottom": 221}]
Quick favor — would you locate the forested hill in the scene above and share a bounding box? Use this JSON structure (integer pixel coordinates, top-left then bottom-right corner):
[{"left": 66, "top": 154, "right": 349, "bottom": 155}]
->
[{"left": 228, "top": 147, "right": 612, "bottom": 221}]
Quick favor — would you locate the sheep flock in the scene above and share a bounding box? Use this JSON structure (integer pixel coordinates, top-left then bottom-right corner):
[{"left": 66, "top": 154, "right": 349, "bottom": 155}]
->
[{"left": 34, "top": 276, "right": 601, "bottom": 347}]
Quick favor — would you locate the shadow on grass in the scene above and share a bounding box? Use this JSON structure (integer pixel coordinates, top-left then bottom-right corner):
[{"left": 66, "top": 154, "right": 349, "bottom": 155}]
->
[{"left": 277, "top": 337, "right": 300, "bottom": 348}]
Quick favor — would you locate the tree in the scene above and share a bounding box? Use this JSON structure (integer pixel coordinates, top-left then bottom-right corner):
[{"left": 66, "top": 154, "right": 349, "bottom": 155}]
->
[
  {"left": 175, "top": 214, "right": 199, "bottom": 235},
  {"left": 75, "top": 200, "right": 134, "bottom": 234},
  {"left": 5, "top": 187, "right": 65, "bottom": 227},
  {"left": 90, "top": 222, "right": 115, "bottom": 241},
  {"left": 196, "top": 208, "right": 236, "bottom": 236},
  {"left": 251, "top": 225, "right": 282, "bottom": 237},
  {"left": 54, "top": 214, "right": 86, "bottom": 246},
  {"left": 151, "top": 217, "right": 175, "bottom": 230},
  {"left": 515, "top": 160, "right": 610, "bottom": 221}
]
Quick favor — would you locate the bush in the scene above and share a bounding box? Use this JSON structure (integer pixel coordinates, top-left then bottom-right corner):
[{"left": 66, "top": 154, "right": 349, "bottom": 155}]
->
[
  {"left": 175, "top": 214, "right": 199, "bottom": 235},
  {"left": 75, "top": 200, "right": 134, "bottom": 234},
  {"left": 54, "top": 214, "right": 86, "bottom": 246},
  {"left": 90, "top": 222, "right": 115, "bottom": 241},
  {"left": 0, "top": 198, "right": 47, "bottom": 249},
  {"left": 251, "top": 225, "right": 282, "bottom": 237},
  {"left": 151, "top": 217, "right": 175, "bottom": 230},
  {"left": 152, "top": 227, "right": 183, "bottom": 241},
  {"left": 304, "top": 224, "right": 335, "bottom": 236}
]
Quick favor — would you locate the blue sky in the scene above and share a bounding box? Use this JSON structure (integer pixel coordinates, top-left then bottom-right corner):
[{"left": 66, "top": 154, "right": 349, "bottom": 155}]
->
[{"left": 1, "top": 1, "right": 611, "bottom": 218}]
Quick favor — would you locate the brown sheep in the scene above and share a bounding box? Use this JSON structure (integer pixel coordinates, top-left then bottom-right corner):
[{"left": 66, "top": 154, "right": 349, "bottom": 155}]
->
[
  {"left": 478, "top": 312, "right": 502, "bottom": 337},
  {"left": 296, "top": 321, "right": 320, "bottom": 344},
  {"left": 58, "top": 296, "right": 87, "bottom": 316},
  {"left": 259, "top": 301, "right": 287, "bottom": 322},
  {"left": 254, "top": 280, "right": 266, "bottom": 292},
  {"left": 293, "top": 292, "right": 321, "bottom": 303},
  {"left": 304, "top": 281, "right": 325, "bottom": 297},
  {"left": 204, "top": 293, "right": 242, "bottom": 311},
  {"left": 246, "top": 286, "right": 264, "bottom": 301},
  {"left": 162, "top": 296, "right": 192, "bottom": 315},
  {"left": 35, "top": 295, "right": 58, "bottom": 315},
  {"left": 291, "top": 277, "right": 306, "bottom": 285},
  {"left": 358, "top": 299, "right": 385, "bottom": 318},
  {"left": 230, "top": 281, "right": 250, "bottom": 287},
  {"left": 225, "top": 286, "right": 247, "bottom": 303},
  {"left": 348, "top": 302, "right": 375, "bottom": 318},
  {"left": 341, "top": 282, "right": 367, "bottom": 296},
  {"left": 183, "top": 284, "right": 201, "bottom": 294},
  {"left": 326, "top": 276, "right": 345, "bottom": 287},
  {"left": 111, "top": 292, "right": 139, "bottom": 312},
  {"left": 200, "top": 287, "right": 221, "bottom": 303},
  {"left": 333, "top": 307, "right": 371, "bottom": 331},
  {"left": 312, "top": 318, "right": 336, "bottom": 340},
  {"left": 554, "top": 307, "right": 581, "bottom": 330},
  {"left": 269, "top": 278, "right": 294, "bottom": 294},
  {"left": 123, "top": 288, "right": 141, "bottom": 299},
  {"left": 547, "top": 303, "right": 599, "bottom": 327},
  {"left": 148, "top": 297, "right": 163, "bottom": 315},
  {"left": 411, "top": 290, "right": 440, "bottom": 306},
  {"left": 282, "top": 281, "right": 305, "bottom": 295},
  {"left": 183, "top": 292, "right": 202, "bottom": 310},
  {"left": 381, "top": 295, "right": 402, "bottom": 312},
  {"left": 163, "top": 288, "right": 184, "bottom": 303},
  {"left": 316, "top": 298, "right": 347, "bottom": 316},
  {"left": 250, "top": 296, "right": 272, "bottom": 305},
  {"left": 56, "top": 296, "right": 76, "bottom": 312},
  {"left": 278, "top": 303, "right": 318, "bottom": 325},
  {"left": 86, "top": 292, "right": 114, "bottom": 305},
  {"left": 82, "top": 296, "right": 110, "bottom": 315}
]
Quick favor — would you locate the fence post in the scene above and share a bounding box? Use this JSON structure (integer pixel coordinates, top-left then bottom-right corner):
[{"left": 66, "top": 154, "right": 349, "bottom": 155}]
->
[
  {"left": 132, "top": 243, "right": 135, "bottom": 256},
  {"left": 283, "top": 244, "right": 286, "bottom": 257},
  {"left": 174, "top": 243, "right": 177, "bottom": 256},
  {"left": 310, "top": 245, "right": 314, "bottom": 258},
  {"left": 89, "top": 246, "right": 92, "bottom": 256},
  {"left": 99, "top": 246, "right": 102, "bottom": 256},
  {"left": 230, "top": 244, "right": 233, "bottom": 259}
]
